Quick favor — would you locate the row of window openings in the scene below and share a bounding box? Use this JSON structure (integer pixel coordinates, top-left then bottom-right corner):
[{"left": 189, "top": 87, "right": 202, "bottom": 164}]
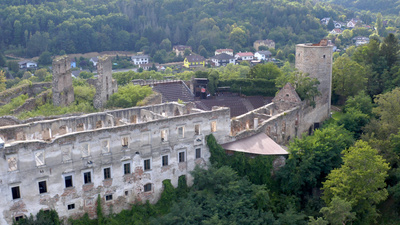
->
[
  {"left": 8, "top": 144, "right": 202, "bottom": 174},
  {"left": 11, "top": 149, "right": 201, "bottom": 199},
  {"left": 7, "top": 123, "right": 212, "bottom": 170},
  {"left": 12, "top": 174, "right": 154, "bottom": 200}
]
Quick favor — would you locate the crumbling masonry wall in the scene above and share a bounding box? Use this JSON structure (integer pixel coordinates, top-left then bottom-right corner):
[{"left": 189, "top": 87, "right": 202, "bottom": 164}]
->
[
  {"left": 52, "top": 56, "right": 74, "bottom": 106},
  {"left": 93, "top": 56, "right": 118, "bottom": 109},
  {"left": 0, "top": 103, "right": 231, "bottom": 224}
]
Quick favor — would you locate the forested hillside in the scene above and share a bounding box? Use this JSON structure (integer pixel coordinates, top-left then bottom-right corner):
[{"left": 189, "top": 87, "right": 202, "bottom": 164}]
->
[
  {"left": 324, "top": 0, "right": 399, "bottom": 14},
  {"left": 0, "top": 0, "right": 345, "bottom": 58}
]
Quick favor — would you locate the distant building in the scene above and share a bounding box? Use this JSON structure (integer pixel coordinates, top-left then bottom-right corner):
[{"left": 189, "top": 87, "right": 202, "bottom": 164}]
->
[
  {"left": 139, "top": 63, "right": 165, "bottom": 71},
  {"left": 254, "top": 51, "right": 272, "bottom": 61},
  {"left": 330, "top": 28, "right": 343, "bottom": 35},
  {"left": 320, "top": 17, "right": 330, "bottom": 25},
  {"left": 183, "top": 54, "right": 205, "bottom": 68},
  {"left": 347, "top": 19, "right": 362, "bottom": 28},
  {"left": 353, "top": 36, "right": 370, "bottom": 46},
  {"left": 18, "top": 60, "right": 37, "bottom": 69},
  {"left": 173, "top": 45, "right": 192, "bottom": 57},
  {"left": 210, "top": 53, "right": 236, "bottom": 67},
  {"left": 131, "top": 55, "right": 150, "bottom": 65},
  {"left": 70, "top": 59, "right": 76, "bottom": 68},
  {"left": 89, "top": 57, "right": 99, "bottom": 66},
  {"left": 215, "top": 49, "right": 234, "bottom": 56},
  {"left": 235, "top": 52, "right": 254, "bottom": 61},
  {"left": 253, "top": 39, "right": 275, "bottom": 51}
]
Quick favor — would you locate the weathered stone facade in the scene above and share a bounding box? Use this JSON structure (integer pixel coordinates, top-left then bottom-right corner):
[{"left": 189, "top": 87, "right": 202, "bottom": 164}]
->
[
  {"left": 52, "top": 56, "right": 74, "bottom": 106},
  {"left": 92, "top": 56, "right": 118, "bottom": 109},
  {"left": 295, "top": 39, "right": 333, "bottom": 127},
  {"left": 0, "top": 103, "right": 230, "bottom": 224},
  {"left": 231, "top": 40, "right": 333, "bottom": 144}
]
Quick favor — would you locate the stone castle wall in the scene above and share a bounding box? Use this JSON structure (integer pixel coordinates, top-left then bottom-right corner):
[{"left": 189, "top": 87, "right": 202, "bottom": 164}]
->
[
  {"left": 0, "top": 82, "right": 51, "bottom": 105},
  {"left": 0, "top": 103, "right": 231, "bottom": 224},
  {"left": 93, "top": 56, "right": 118, "bottom": 109},
  {"left": 52, "top": 56, "right": 74, "bottom": 107}
]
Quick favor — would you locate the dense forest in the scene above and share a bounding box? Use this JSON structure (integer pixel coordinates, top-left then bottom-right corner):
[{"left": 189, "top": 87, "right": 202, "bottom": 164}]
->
[
  {"left": 0, "top": 0, "right": 351, "bottom": 59},
  {"left": 324, "top": 0, "right": 400, "bottom": 14}
]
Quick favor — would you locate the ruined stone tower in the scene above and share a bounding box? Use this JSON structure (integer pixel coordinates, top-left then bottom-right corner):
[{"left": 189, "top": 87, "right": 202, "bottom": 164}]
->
[
  {"left": 93, "top": 56, "right": 118, "bottom": 109},
  {"left": 52, "top": 56, "right": 74, "bottom": 106},
  {"left": 295, "top": 39, "right": 333, "bottom": 126}
]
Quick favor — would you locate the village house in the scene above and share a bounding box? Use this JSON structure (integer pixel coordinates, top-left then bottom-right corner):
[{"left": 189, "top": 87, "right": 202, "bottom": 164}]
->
[
  {"left": 173, "top": 45, "right": 192, "bottom": 57},
  {"left": 253, "top": 39, "right": 275, "bottom": 51},
  {"left": 215, "top": 49, "right": 234, "bottom": 56},
  {"left": 183, "top": 54, "right": 205, "bottom": 68},
  {"left": 353, "top": 36, "right": 370, "bottom": 46},
  {"left": 18, "top": 60, "right": 37, "bottom": 69},
  {"left": 210, "top": 53, "right": 236, "bottom": 67},
  {"left": 139, "top": 63, "right": 165, "bottom": 71},
  {"left": 330, "top": 28, "right": 343, "bottom": 35},
  {"left": 90, "top": 57, "right": 99, "bottom": 67},
  {"left": 347, "top": 18, "right": 362, "bottom": 28},
  {"left": 254, "top": 51, "right": 272, "bottom": 61},
  {"left": 235, "top": 52, "right": 254, "bottom": 61},
  {"left": 131, "top": 55, "right": 150, "bottom": 65}
]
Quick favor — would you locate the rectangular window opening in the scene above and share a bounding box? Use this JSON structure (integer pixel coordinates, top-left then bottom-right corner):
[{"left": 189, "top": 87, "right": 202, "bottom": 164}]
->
[
  {"left": 161, "top": 130, "right": 168, "bottom": 142},
  {"left": 68, "top": 204, "right": 75, "bottom": 210},
  {"left": 122, "top": 137, "right": 129, "bottom": 147},
  {"left": 15, "top": 216, "right": 24, "bottom": 221},
  {"left": 124, "top": 163, "right": 131, "bottom": 175},
  {"left": 178, "top": 126, "right": 184, "bottom": 138},
  {"left": 65, "top": 175, "right": 73, "bottom": 188},
  {"left": 105, "top": 194, "right": 113, "bottom": 201},
  {"left": 196, "top": 148, "right": 201, "bottom": 159},
  {"left": 179, "top": 152, "right": 185, "bottom": 163},
  {"left": 144, "top": 183, "right": 152, "bottom": 192},
  {"left": 195, "top": 124, "right": 201, "bottom": 135},
  {"left": 162, "top": 155, "right": 168, "bottom": 166},
  {"left": 211, "top": 121, "right": 217, "bottom": 133},
  {"left": 12, "top": 186, "right": 21, "bottom": 200},
  {"left": 84, "top": 172, "right": 92, "bottom": 184},
  {"left": 38, "top": 181, "right": 47, "bottom": 194},
  {"left": 103, "top": 168, "right": 111, "bottom": 180},
  {"left": 144, "top": 159, "right": 151, "bottom": 171}
]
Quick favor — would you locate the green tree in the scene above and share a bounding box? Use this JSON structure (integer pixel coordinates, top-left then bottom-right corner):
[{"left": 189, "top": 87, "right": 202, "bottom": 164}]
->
[
  {"left": 107, "top": 84, "right": 153, "bottom": 108},
  {"left": 229, "top": 26, "right": 247, "bottom": 49},
  {"left": 381, "top": 33, "right": 399, "bottom": 69},
  {"left": 8, "top": 61, "right": 19, "bottom": 73},
  {"left": 319, "top": 197, "right": 356, "bottom": 225},
  {"left": 0, "top": 70, "right": 6, "bottom": 92},
  {"left": 38, "top": 51, "right": 52, "bottom": 65},
  {"left": 0, "top": 52, "right": 6, "bottom": 67},
  {"left": 247, "top": 62, "right": 282, "bottom": 80},
  {"left": 277, "top": 124, "right": 354, "bottom": 197},
  {"left": 327, "top": 18, "right": 334, "bottom": 30},
  {"left": 332, "top": 54, "right": 367, "bottom": 101},
  {"left": 34, "top": 68, "right": 50, "bottom": 82},
  {"left": 78, "top": 71, "right": 94, "bottom": 79},
  {"left": 322, "top": 141, "right": 390, "bottom": 224}
]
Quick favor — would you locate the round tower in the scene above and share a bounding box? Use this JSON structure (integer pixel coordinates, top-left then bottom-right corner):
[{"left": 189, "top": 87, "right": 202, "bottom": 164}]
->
[{"left": 295, "top": 39, "right": 333, "bottom": 124}]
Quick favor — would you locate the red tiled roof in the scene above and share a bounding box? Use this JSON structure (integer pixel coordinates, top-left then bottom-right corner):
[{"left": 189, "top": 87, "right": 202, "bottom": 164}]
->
[
  {"left": 216, "top": 49, "right": 233, "bottom": 53},
  {"left": 236, "top": 52, "right": 254, "bottom": 57}
]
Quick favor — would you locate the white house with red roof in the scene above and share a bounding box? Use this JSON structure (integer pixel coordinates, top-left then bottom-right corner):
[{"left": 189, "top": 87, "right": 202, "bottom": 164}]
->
[
  {"left": 330, "top": 28, "right": 343, "bottom": 35},
  {"left": 235, "top": 52, "right": 254, "bottom": 60}
]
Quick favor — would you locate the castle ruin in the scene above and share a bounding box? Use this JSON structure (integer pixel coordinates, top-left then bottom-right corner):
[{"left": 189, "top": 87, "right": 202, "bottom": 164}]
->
[
  {"left": 0, "top": 40, "right": 333, "bottom": 223},
  {"left": 92, "top": 56, "right": 118, "bottom": 109},
  {"left": 52, "top": 56, "right": 74, "bottom": 106}
]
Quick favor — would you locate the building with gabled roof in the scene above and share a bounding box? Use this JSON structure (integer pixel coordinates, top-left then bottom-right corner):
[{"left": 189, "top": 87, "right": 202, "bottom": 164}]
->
[{"left": 183, "top": 54, "right": 205, "bottom": 68}]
